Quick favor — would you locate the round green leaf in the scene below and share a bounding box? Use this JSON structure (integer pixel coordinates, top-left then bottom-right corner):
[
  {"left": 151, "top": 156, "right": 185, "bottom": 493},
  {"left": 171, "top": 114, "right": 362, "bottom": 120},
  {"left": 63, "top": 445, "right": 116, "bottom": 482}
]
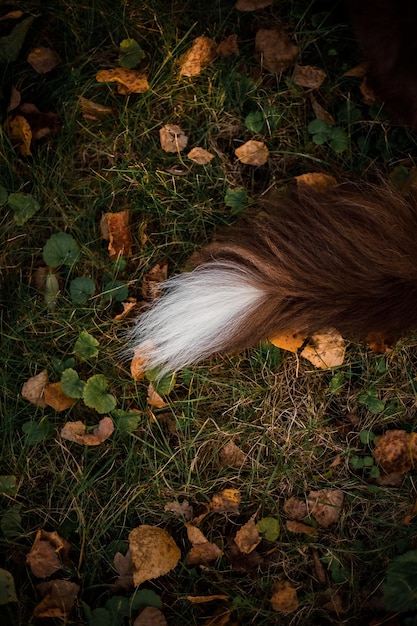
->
[
  {"left": 74, "top": 331, "right": 99, "bottom": 360},
  {"left": 22, "top": 420, "right": 53, "bottom": 445},
  {"left": 244, "top": 110, "right": 266, "bottom": 134},
  {"left": 146, "top": 369, "right": 176, "bottom": 396},
  {"left": 0, "top": 476, "right": 17, "bottom": 496},
  {"left": 256, "top": 517, "right": 280, "bottom": 541},
  {"left": 103, "top": 280, "right": 128, "bottom": 302},
  {"left": 61, "top": 368, "right": 85, "bottom": 399},
  {"left": 70, "top": 276, "right": 96, "bottom": 304},
  {"left": 119, "top": 38, "right": 145, "bottom": 68},
  {"left": 224, "top": 187, "right": 248, "bottom": 214},
  {"left": 329, "top": 127, "right": 349, "bottom": 154},
  {"left": 8, "top": 192, "right": 40, "bottom": 226},
  {"left": 83, "top": 374, "right": 117, "bottom": 414},
  {"left": 43, "top": 232, "right": 80, "bottom": 267}
]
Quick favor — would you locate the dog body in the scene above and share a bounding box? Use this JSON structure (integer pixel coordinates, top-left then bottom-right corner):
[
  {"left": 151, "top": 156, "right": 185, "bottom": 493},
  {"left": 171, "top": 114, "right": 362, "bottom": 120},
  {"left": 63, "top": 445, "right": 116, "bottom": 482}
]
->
[{"left": 130, "top": 184, "right": 417, "bottom": 373}]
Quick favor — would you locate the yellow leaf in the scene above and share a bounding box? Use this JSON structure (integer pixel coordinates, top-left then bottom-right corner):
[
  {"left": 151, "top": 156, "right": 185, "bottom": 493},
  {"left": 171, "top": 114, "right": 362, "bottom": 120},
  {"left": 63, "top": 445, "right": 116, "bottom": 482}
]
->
[
  {"left": 300, "top": 330, "right": 346, "bottom": 369},
  {"left": 295, "top": 172, "right": 337, "bottom": 191},
  {"left": 270, "top": 580, "right": 299, "bottom": 613},
  {"left": 128, "top": 525, "right": 181, "bottom": 587},
  {"left": 235, "top": 140, "right": 268, "bottom": 166},
  {"left": 44, "top": 382, "right": 75, "bottom": 411},
  {"left": 269, "top": 331, "right": 305, "bottom": 352},
  {"left": 187, "top": 147, "right": 215, "bottom": 164},
  {"left": 178, "top": 36, "right": 217, "bottom": 77},
  {"left": 5, "top": 114, "right": 32, "bottom": 156},
  {"left": 96, "top": 68, "right": 150, "bottom": 94},
  {"left": 210, "top": 488, "right": 241, "bottom": 514}
]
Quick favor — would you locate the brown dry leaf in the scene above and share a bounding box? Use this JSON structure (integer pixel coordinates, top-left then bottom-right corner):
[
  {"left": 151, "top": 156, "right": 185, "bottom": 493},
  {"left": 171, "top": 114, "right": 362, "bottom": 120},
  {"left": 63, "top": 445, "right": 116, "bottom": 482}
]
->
[
  {"left": 5, "top": 114, "right": 32, "bottom": 156},
  {"left": 178, "top": 36, "right": 217, "bottom": 77},
  {"left": 235, "top": 0, "right": 272, "bottom": 9},
  {"left": 360, "top": 77, "right": 377, "bottom": 105},
  {"left": 128, "top": 525, "right": 181, "bottom": 587},
  {"left": 187, "top": 595, "right": 229, "bottom": 603},
  {"left": 283, "top": 496, "right": 308, "bottom": 520},
  {"left": 307, "top": 489, "right": 344, "bottom": 528},
  {"left": 211, "top": 488, "right": 241, "bottom": 514},
  {"left": 293, "top": 64, "right": 327, "bottom": 89},
  {"left": 134, "top": 607, "right": 168, "bottom": 626},
  {"left": 286, "top": 520, "right": 318, "bottom": 538},
  {"left": 96, "top": 68, "right": 150, "bottom": 94},
  {"left": 225, "top": 537, "right": 263, "bottom": 572},
  {"left": 147, "top": 382, "right": 168, "bottom": 409},
  {"left": 320, "top": 588, "right": 346, "bottom": 614},
  {"left": 44, "top": 382, "right": 76, "bottom": 411},
  {"left": 21, "top": 370, "right": 48, "bottom": 407},
  {"left": 309, "top": 94, "right": 335, "bottom": 125},
  {"left": 100, "top": 210, "right": 133, "bottom": 259},
  {"left": 217, "top": 34, "right": 239, "bottom": 57},
  {"left": 219, "top": 440, "right": 246, "bottom": 467},
  {"left": 255, "top": 27, "right": 299, "bottom": 72},
  {"left": 113, "top": 550, "right": 134, "bottom": 590},
  {"left": 7, "top": 85, "right": 21, "bottom": 112},
  {"left": 295, "top": 172, "right": 337, "bottom": 192},
  {"left": 130, "top": 347, "right": 149, "bottom": 381},
  {"left": 18, "top": 103, "right": 60, "bottom": 141},
  {"left": 311, "top": 548, "right": 327, "bottom": 584},
  {"left": 60, "top": 417, "right": 114, "bottom": 445},
  {"left": 78, "top": 96, "right": 113, "bottom": 121},
  {"left": 34, "top": 580, "right": 79, "bottom": 619},
  {"left": 234, "top": 516, "right": 261, "bottom": 554},
  {"left": 27, "top": 47, "right": 61, "bottom": 73},
  {"left": 373, "top": 430, "right": 417, "bottom": 473},
  {"left": 235, "top": 140, "right": 269, "bottom": 166},
  {"left": 187, "top": 147, "right": 215, "bottom": 164},
  {"left": 343, "top": 62, "right": 368, "bottom": 78},
  {"left": 159, "top": 124, "right": 188, "bottom": 153},
  {"left": 114, "top": 298, "right": 137, "bottom": 321},
  {"left": 0, "top": 10, "right": 24, "bottom": 20},
  {"left": 142, "top": 262, "right": 168, "bottom": 300},
  {"left": 366, "top": 331, "right": 393, "bottom": 354},
  {"left": 185, "top": 523, "right": 223, "bottom": 565},
  {"left": 164, "top": 499, "right": 193, "bottom": 520},
  {"left": 26, "top": 530, "right": 69, "bottom": 578},
  {"left": 376, "top": 471, "right": 404, "bottom": 487},
  {"left": 269, "top": 331, "right": 305, "bottom": 352},
  {"left": 270, "top": 580, "right": 299, "bottom": 613},
  {"left": 301, "top": 330, "right": 346, "bottom": 369}
]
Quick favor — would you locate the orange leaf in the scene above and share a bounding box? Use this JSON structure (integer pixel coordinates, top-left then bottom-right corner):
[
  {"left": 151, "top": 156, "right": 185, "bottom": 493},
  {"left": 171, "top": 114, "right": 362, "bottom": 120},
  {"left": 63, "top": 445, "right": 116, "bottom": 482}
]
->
[
  {"left": 295, "top": 172, "right": 337, "bottom": 191},
  {"left": 255, "top": 27, "right": 298, "bottom": 72},
  {"left": 270, "top": 580, "right": 299, "bottom": 613},
  {"left": 96, "top": 68, "right": 150, "bottom": 94},
  {"left": 235, "top": 140, "right": 269, "bottom": 166},
  {"left": 211, "top": 488, "right": 241, "bottom": 514},
  {"left": 234, "top": 516, "right": 261, "bottom": 554},
  {"left": 269, "top": 331, "right": 305, "bottom": 352},
  {"left": 147, "top": 383, "right": 168, "bottom": 409},
  {"left": 100, "top": 210, "right": 133, "bottom": 258},
  {"left": 44, "top": 382, "right": 76, "bottom": 411},
  {"left": 27, "top": 47, "right": 61, "bottom": 73},
  {"left": 178, "top": 36, "right": 217, "bottom": 77},
  {"left": 60, "top": 417, "right": 114, "bottom": 446},
  {"left": 129, "top": 525, "right": 181, "bottom": 587},
  {"left": 5, "top": 114, "right": 32, "bottom": 156}
]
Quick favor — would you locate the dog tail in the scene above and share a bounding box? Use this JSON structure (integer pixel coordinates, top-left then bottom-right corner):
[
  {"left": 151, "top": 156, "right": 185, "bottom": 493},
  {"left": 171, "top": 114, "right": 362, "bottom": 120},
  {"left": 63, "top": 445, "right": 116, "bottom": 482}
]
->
[{"left": 129, "top": 261, "right": 270, "bottom": 374}]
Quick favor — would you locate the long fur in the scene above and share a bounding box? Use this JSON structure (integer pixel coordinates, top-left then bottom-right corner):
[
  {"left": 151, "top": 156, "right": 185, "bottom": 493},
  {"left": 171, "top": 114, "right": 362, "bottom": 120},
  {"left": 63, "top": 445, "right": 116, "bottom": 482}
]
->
[{"left": 130, "top": 183, "right": 417, "bottom": 374}]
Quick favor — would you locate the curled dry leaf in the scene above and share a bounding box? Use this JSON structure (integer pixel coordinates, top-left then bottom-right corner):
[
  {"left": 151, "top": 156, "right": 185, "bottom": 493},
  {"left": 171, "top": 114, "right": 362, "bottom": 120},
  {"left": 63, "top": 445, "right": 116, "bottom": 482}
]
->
[
  {"left": 269, "top": 331, "right": 305, "bottom": 353},
  {"left": 164, "top": 499, "right": 193, "bottom": 520},
  {"left": 142, "top": 262, "right": 168, "bottom": 300},
  {"left": 96, "top": 68, "right": 150, "bottom": 94},
  {"left": 114, "top": 298, "right": 137, "bottom": 321},
  {"left": 293, "top": 64, "right": 327, "bottom": 89},
  {"left": 295, "top": 172, "right": 337, "bottom": 192},
  {"left": 301, "top": 330, "right": 346, "bottom": 369},
  {"left": 307, "top": 489, "right": 344, "bottom": 528},
  {"left": 373, "top": 430, "right": 417, "bottom": 473},
  {"left": 309, "top": 94, "right": 335, "bottom": 125},
  {"left": 270, "top": 580, "right": 299, "bottom": 613},
  {"left": 255, "top": 27, "right": 299, "bottom": 72},
  {"left": 34, "top": 580, "right": 79, "bottom": 619},
  {"left": 235, "top": 0, "right": 273, "bottom": 9},
  {"left": 78, "top": 96, "right": 113, "bottom": 121},
  {"left": 147, "top": 382, "right": 168, "bottom": 409},
  {"left": 26, "top": 530, "right": 70, "bottom": 578},
  {"left": 187, "top": 147, "right": 215, "bottom": 164},
  {"left": 178, "top": 36, "right": 217, "bottom": 77},
  {"left": 211, "top": 488, "right": 241, "bottom": 514},
  {"left": 128, "top": 525, "right": 181, "bottom": 587},
  {"left": 130, "top": 347, "right": 149, "bottom": 381},
  {"left": 44, "top": 382, "right": 76, "bottom": 411},
  {"left": 219, "top": 440, "right": 246, "bottom": 467},
  {"left": 186, "top": 595, "right": 229, "bottom": 603},
  {"left": 185, "top": 523, "right": 223, "bottom": 565},
  {"left": 286, "top": 520, "right": 318, "bottom": 538},
  {"left": 234, "top": 516, "right": 261, "bottom": 554},
  {"left": 100, "top": 210, "right": 133, "bottom": 258},
  {"left": 159, "top": 124, "right": 188, "bottom": 153},
  {"left": 283, "top": 496, "right": 308, "bottom": 521},
  {"left": 27, "top": 47, "right": 61, "bottom": 73},
  {"left": 21, "top": 370, "right": 48, "bottom": 407},
  {"left": 217, "top": 34, "right": 239, "bottom": 57},
  {"left": 134, "top": 606, "right": 168, "bottom": 626},
  {"left": 235, "top": 140, "right": 269, "bottom": 166},
  {"left": 60, "top": 417, "right": 114, "bottom": 446}
]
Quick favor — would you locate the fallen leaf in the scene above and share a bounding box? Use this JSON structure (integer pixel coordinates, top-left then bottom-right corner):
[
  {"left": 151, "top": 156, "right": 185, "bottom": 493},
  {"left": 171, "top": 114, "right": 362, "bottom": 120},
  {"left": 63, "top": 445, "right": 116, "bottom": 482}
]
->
[
  {"left": 225, "top": 537, "right": 263, "bottom": 572},
  {"left": 270, "top": 580, "right": 299, "bottom": 613},
  {"left": 44, "top": 382, "right": 76, "bottom": 411},
  {"left": 307, "top": 489, "right": 344, "bottom": 528},
  {"left": 100, "top": 210, "right": 133, "bottom": 259},
  {"left": 60, "top": 417, "right": 114, "bottom": 445},
  {"left": 235, "top": 140, "right": 269, "bottom": 166},
  {"left": 286, "top": 520, "right": 318, "bottom": 538},
  {"left": 7, "top": 85, "right": 21, "bottom": 112},
  {"left": 27, "top": 47, "right": 61, "bottom": 73},
  {"left": 320, "top": 588, "right": 346, "bottom": 614},
  {"left": 5, "top": 114, "right": 32, "bottom": 156},
  {"left": 185, "top": 523, "right": 223, "bottom": 565},
  {"left": 219, "top": 440, "right": 246, "bottom": 467},
  {"left": 186, "top": 595, "right": 229, "bottom": 603},
  {"left": 293, "top": 64, "right": 327, "bottom": 89},
  {"left": 26, "top": 530, "right": 70, "bottom": 578},
  {"left": 128, "top": 525, "right": 181, "bottom": 587},
  {"left": 114, "top": 298, "right": 137, "bottom": 321},
  {"left": 164, "top": 499, "right": 193, "bottom": 520},
  {"left": 309, "top": 94, "right": 335, "bottom": 125},
  {"left": 96, "top": 68, "right": 150, "bottom": 94},
  {"left": 234, "top": 516, "right": 261, "bottom": 554},
  {"left": 211, "top": 488, "right": 241, "bottom": 514},
  {"left": 217, "top": 34, "right": 239, "bottom": 57},
  {"left": 301, "top": 330, "right": 346, "bottom": 369},
  {"left": 113, "top": 550, "right": 134, "bottom": 590},
  {"left": 269, "top": 331, "right": 305, "bottom": 352},
  {"left": 187, "top": 147, "right": 215, "bottom": 164},
  {"left": 159, "top": 124, "right": 188, "bottom": 153},
  {"left": 311, "top": 548, "right": 327, "bottom": 584},
  {"left": 78, "top": 96, "right": 113, "bottom": 121},
  {"left": 18, "top": 103, "right": 60, "bottom": 141},
  {"left": 21, "top": 370, "right": 48, "bottom": 407},
  {"left": 366, "top": 331, "right": 392, "bottom": 354},
  {"left": 0, "top": 568, "right": 17, "bottom": 604},
  {"left": 295, "top": 172, "right": 337, "bottom": 192},
  {"left": 33, "top": 580, "right": 79, "bottom": 619},
  {"left": 147, "top": 382, "right": 168, "bottom": 409},
  {"left": 134, "top": 607, "right": 168, "bottom": 626},
  {"left": 255, "top": 27, "right": 299, "bottom": 72},
  {"left": 360, "top": 77, "right": 377, "bottom": 105},
  {"left": 178, "top": 36, "right": 217, "bottom": 77},
  {"left": 142, "top": 262, "right": 168, "bottom": 300},
  {"left": 373, "top": 430, "right": 417, "bottom": 473},
  {"left": 376, "top": 471, "right": 404, "bottom": 487},
  {"left": 235, "top": 0, "right": 273, "bottom": 9},
  {"left": 283, "top": 496, "right": 308, "bottom": 520},
  {"left": 343, "top": 62, "right": 367, "bottom": 78},
  {"left": 130, "top": 347, "right": 149, "bottom": 381},
  {"left": 0, "top": 10, "right": 24, "bottom": 20}
]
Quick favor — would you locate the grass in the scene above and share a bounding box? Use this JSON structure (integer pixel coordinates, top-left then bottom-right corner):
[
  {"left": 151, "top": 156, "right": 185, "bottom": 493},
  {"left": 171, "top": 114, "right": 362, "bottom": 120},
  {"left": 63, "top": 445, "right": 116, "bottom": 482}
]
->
[{"left": 2, "top": 0, "right": 417, "bottom": 624}]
